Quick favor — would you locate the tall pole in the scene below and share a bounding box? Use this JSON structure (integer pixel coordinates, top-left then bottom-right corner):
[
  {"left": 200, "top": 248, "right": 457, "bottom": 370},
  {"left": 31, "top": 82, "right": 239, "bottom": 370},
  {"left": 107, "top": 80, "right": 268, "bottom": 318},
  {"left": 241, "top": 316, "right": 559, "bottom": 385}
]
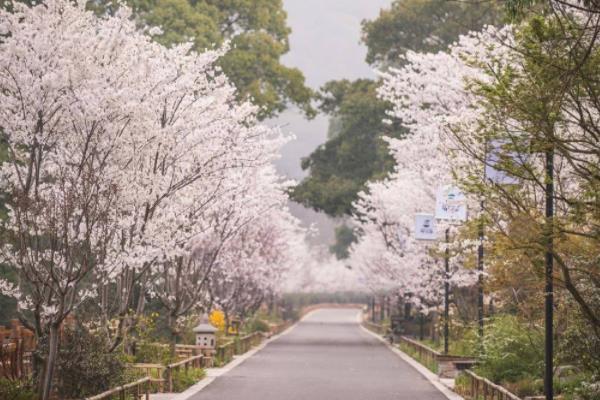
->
[
  {"left": 380, "top": 296, "right": 385, "bottom": 322},
  {"left": 477, "top": 199, "right": 485, "bottom": 339},
  {"left": 479, "top": 142, "right": 489, "bottom": 341},
  {"left": 371, "top": 297, "right": 376, "bottom": 323},
  {"left": 544, "top": 148, "right": 554, "bottom": 400},
  {"left": 444, "top": 227, "right": 450, "bottom": 355}
]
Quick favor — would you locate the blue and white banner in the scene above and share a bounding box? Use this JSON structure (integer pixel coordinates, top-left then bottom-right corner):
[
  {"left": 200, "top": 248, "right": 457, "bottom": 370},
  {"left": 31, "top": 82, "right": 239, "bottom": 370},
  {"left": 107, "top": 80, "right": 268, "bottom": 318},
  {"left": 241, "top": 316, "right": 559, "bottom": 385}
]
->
[
  {"left": 414, "top": 213, "right": 437, "bottom": 241},
  {"left": 485, "top": 139, "right": 525, "bottom": 185},
  {"left": 435, "top": 185, "right": 467, "bottom": 222}
]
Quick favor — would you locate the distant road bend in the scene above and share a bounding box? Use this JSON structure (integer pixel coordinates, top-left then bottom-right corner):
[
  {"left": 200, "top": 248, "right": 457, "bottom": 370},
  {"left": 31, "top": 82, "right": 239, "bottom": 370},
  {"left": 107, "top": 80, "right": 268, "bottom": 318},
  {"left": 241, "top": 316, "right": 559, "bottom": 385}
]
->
[{"left": 190, "top": 308, "right": 449, "bottom": 400}]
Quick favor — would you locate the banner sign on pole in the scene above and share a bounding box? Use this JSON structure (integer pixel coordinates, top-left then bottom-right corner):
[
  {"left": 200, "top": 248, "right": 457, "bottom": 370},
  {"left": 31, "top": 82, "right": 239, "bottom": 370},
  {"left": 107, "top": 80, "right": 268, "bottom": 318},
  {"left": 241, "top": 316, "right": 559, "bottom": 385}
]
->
[
  {"left": 485, "top": 139, "right": 524, "bottom": 185},
  {"left": 435, "top": 185, "right": 467, "bottom": 222},
  {"left": 414, "top": 213, "right": 437, "bottom": 241}
]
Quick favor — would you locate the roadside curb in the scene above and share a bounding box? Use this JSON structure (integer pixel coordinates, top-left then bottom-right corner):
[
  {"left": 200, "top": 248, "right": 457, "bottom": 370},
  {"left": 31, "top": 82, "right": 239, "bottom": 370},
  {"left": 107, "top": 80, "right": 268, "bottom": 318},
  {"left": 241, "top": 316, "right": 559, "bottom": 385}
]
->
[
  {"left": 359, "top": 321, "right": 464, "bottom": 400},
  {"left": 169, "top": 310, "right": 318, "bottom": 400}
]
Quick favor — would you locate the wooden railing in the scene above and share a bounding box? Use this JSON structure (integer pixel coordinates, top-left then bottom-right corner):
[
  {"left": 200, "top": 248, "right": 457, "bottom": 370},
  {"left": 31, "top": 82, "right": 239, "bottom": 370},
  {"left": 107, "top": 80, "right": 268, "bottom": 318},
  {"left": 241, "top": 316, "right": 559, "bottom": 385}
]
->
[
  {"left": 128, "top": 363, "right": 165, "bottom": 392},
  {"left": 458, "top": 370, "right": 522, "bottom": 400},
  {"left": 235, "top": 332, "right": 263, "bottom": 355},
  {"left": 128, "top": 354, "right": 204, "bottom": 393},
  {"left": 85, "top": 377, "right": 152, "bottom": 400},
  {"left": 164, "top": 354, "right": 204, "bottom": 393},
  {"left": 216, "top": 341, "right": 235, "bottom": 366},
  {"left": 174, "top": 344, "right": 206, "bottom": 359},
  {"left": 362, "top": 320, "right": 387, "bottom": 335},
  {"left": 147, "top": 343, "right": 204, "bottom": 359},
  {"left": 398, "top": 336, "right": 441, "bottom": 373},
  {"left": 0, "top": 340, "right": 34, "bottom": 380},
  {"left": 267, "top": 321, "right": 291, "bottom": 337}
]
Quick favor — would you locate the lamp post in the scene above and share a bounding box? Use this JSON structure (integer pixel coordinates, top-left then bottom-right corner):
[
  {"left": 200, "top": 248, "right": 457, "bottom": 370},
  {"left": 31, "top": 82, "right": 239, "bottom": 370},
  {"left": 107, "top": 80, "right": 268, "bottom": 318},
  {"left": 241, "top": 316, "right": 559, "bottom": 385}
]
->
[
  {"left": 444, "top": 227, "right": 450, "bottom": 355},
  {"left": 477, "top": 199, "right": 485, "bottom": 339},
  {"left": 544, "top": 148, "right": 554, "bottom": 400},
  {"left": 371, "top": 296, "right": 376, "bottom": 323}
]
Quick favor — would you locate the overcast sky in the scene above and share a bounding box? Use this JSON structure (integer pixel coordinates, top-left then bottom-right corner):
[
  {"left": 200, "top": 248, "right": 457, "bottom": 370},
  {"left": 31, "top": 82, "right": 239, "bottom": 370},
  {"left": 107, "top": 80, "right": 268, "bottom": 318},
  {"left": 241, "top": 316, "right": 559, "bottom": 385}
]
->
[
  {"left": 282, "top": 0, "right": 392, "bottom": 88},
  {"left": 270, "top": 0, "right": 393, "bottom": 245}
]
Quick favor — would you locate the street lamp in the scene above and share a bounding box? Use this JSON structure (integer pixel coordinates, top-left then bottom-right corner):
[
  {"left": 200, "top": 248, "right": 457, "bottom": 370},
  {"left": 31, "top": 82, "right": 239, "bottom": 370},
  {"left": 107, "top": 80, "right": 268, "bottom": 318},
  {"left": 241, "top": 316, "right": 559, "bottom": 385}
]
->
[
  {"left": 544, "top": 148, "right": 555, "bottom": 400},
  {"left": 444, "top": 227, "right": 450, "bottom": 355}
]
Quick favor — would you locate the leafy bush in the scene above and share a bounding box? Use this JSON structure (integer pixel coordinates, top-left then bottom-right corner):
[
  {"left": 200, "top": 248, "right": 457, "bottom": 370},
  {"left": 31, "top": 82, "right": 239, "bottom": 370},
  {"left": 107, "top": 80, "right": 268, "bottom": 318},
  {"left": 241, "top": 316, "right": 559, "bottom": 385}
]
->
[
  {"left": 171, "top": 367, "right": 205, "bottom": 392},
  {"left": 572, "top": 379, "right": 600, "bottom": 400},
  {"left": 249, "top": 319, "right": 270, "bottom": 333},
  {"left": 134, "top": 341, "right": 172, "bottom": 365},
  {"left": 454, "top": 372, "right": 470, "bottom": 394},
  {"left": 0, "top": 378, "right": 36, "bottom": 400},
  {"left": 475, "top": 315, "right": 544, "bottom": 384},
  {"left": 560, "top": 301, "right": 600, "bottom": 379},
  {"left": 51, "top": 326, "right": 127, "bottom": 398}
]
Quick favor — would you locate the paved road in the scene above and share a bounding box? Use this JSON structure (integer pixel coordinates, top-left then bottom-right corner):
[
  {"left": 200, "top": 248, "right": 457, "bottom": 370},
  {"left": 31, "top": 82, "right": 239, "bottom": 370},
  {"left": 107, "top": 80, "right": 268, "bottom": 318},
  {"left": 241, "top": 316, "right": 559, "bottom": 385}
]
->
[{"left": 189, "top": 308, "right": 448, "bottom": 400}]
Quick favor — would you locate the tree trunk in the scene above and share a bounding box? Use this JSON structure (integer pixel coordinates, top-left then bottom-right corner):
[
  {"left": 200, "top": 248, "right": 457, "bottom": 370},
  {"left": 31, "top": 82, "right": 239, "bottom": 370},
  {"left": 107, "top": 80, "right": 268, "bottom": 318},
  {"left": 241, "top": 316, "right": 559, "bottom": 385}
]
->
[
  {"left": 40, "top": 324, "right": 60, "bottom": 400},
  {"left": 168, "top": 314, "right": 178, "bottom": 359},
  {"left": 224, "top": 311, "right": 230, "bottom": 336}
]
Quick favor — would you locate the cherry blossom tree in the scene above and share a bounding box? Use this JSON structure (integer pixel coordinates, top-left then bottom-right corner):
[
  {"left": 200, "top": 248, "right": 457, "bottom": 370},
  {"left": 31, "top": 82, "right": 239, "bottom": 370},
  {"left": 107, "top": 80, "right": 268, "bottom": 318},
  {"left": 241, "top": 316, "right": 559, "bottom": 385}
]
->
[
  {"left": 348, "top": 29, "right": 504, "bottom": 316},
  {"left": 0, "top": 1, "right": 159, "bottom": 396},
  {"left": 0, "top": 0, "right": 305, "bottom": 397},
  {"left": 151, "top": 165, "right": 302, "bottom": 351}
]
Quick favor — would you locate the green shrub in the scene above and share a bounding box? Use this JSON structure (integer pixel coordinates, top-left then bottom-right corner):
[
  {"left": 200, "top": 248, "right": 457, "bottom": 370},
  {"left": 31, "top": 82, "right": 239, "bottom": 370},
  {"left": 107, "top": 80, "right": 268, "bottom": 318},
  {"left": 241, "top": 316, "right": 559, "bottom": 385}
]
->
[
  {"left": 0, "top": 379, "right": 36, "bottom": 400},
  {"left": 249, "top": 319, "right": 270, "bottom": 333},
  {"left": 572, "top": 379, "right": 600, "bottom": 400},
  {"left": 476, "top": 315, "right": 544, "bottom": 384},
  {"left": 453, "top": 372, "right": 471, "bottom": 396},
  {"left": 449, "top": 325, "right": 479, "bottom": 357},
  {"left": 560, "top": 304, "right": 600, "bottom": 378},
  {"left": 134, "top": 341, "right": 172, "bottom": 365},
  {"left": 51, "top": 326, "right": 127, "bottom": 399},
  {"left": 171, "top": 367, "right": 205, "bottom": 392}
]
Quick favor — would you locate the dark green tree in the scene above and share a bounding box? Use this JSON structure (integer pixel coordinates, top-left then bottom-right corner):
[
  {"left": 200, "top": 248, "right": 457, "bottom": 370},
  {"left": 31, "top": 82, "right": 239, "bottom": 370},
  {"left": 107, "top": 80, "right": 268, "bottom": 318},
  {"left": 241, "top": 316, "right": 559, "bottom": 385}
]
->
[
  {"left": 290, "top": 79, "right": 404, "bottom": 216},
  {"left": 329, "top": 224, "right": 357, "bottom": 260},
  {"left": 89, "top": 0, "right": 315, "bottom": 120},
  {"left": 362, "top": 0, "right": 503, "bottom": 67}
]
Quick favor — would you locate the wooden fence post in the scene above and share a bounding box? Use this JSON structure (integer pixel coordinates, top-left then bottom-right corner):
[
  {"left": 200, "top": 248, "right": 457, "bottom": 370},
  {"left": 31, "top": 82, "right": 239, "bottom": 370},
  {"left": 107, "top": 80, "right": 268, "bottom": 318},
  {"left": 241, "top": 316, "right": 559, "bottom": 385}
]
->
[{"left": 167, "top": 368, "right": 173, "bottom": 393}]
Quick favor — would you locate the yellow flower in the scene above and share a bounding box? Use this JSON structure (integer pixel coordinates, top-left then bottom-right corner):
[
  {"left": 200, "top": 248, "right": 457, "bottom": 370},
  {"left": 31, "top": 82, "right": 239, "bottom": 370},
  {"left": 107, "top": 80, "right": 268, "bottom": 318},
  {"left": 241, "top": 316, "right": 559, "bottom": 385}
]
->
[{"left": 209, "top": 310, "right": 225, "bottom": 332}]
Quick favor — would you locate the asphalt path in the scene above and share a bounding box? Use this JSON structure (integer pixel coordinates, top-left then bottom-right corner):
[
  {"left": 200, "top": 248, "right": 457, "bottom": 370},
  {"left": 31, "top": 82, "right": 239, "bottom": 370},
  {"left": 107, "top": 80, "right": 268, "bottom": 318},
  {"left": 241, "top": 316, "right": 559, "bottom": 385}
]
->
[{"left": 189, "top": 308, "right": 448, "bottom": 400}]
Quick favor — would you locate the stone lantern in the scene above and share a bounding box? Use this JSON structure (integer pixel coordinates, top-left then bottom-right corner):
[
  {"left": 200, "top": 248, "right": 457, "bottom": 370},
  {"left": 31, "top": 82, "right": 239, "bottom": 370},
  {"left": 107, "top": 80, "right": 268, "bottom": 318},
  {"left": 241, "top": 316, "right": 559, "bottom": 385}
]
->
[{"left": 193, "top": 314, "right": 218, "bottom": 350}]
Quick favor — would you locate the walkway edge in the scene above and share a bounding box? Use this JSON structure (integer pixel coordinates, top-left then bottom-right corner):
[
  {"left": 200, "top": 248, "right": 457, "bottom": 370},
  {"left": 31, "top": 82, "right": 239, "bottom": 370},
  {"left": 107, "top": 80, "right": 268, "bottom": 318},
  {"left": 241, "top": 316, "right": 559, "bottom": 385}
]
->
[
  {"left": 359, "top": 323, "right": 464, "bottom": 400},
  {"left": 169, "top": 311, "right": 318, "bottom": 400}
]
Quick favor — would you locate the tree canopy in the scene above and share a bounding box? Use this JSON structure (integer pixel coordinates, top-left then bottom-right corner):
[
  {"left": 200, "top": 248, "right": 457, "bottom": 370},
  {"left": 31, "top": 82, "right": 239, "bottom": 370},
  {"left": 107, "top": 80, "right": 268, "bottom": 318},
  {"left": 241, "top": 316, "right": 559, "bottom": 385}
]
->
[
  {"left": 290, "top": 79, "right": 404, "bottom": 216},
  {"left": 291, "top": 0, "right": 503, "bottom": 220},
  {"left": 362, "top": 0, "right": 503, "bottom": 67},
  {"left": 90, "top": 0, "right": 315, "bottom": 120}
]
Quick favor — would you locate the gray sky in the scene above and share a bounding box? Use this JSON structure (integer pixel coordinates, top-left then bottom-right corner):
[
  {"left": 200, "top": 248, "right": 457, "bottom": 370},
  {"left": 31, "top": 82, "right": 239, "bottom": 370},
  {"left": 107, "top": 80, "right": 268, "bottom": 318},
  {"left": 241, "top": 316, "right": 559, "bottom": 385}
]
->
[
  {"left": 270, "top": 0, "right": 393, "bottom": 244},
  {"left": 282, "top": 0, "right": 393, "bottom": 88}
]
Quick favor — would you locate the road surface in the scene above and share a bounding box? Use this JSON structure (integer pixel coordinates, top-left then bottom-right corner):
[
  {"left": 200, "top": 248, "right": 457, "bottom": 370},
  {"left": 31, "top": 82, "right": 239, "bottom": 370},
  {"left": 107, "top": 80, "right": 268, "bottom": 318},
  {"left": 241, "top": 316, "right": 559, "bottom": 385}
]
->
[{"left": 189, "top": 308, "right": 448, "bottom": 400}]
